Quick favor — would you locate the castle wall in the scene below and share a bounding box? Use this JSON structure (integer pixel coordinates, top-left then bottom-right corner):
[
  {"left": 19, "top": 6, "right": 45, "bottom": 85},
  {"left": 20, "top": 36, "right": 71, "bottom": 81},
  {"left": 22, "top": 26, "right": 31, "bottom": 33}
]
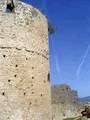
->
[
  {"left": 51, "top": 85, "right": 82, "bottom": 119},
  {"left": 0, "top": 1, "right": 51, "bottom": 120}
]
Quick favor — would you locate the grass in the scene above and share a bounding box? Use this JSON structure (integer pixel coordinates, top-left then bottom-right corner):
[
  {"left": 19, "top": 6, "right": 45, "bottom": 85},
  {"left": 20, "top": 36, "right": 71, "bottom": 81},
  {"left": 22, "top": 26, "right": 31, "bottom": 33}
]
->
[
  {"left": 63, "top": 117, "right": 81, "bottom": 120},
  {"left": 63, "top": 118, "right": 76, "bottom": 120}
]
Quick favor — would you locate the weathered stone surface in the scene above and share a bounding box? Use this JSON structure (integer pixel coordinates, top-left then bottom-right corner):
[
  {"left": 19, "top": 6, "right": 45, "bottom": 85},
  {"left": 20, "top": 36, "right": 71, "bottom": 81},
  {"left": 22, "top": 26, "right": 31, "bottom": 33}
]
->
[
  {"left": 51, "top": 85, "right": 83, "bottom": 120},
  {"left": 0, "top": 1, "right": 51, "bottom": 120}
]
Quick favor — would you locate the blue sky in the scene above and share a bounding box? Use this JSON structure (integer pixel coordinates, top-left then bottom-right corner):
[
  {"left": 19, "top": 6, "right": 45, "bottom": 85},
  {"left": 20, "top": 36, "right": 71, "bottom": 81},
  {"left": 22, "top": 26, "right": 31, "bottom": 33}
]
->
[{"left": 22, "top": 0, "right": 90, "bottom": 97}]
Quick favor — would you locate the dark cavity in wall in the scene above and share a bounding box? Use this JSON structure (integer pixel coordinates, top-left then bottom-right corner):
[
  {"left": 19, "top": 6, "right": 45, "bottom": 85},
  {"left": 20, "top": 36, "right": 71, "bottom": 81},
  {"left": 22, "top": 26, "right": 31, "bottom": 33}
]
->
[
  {"left": 15, "top": 64, "right": 18, "bottom": 67},
  {"left": 32, "top": 76, "right": 34, "bottom": 79},
  {"left": 26, "top": 57, "right": 28, "bottom": 60},
  {"left": 14, "top": 74, "right": 17, "bottom": 77},
  {"left": 24, "top": 92, "right": 26, "bottom": 96},
  {"left": 47, "top": 73, "right": 50, "bottom": 82},
  {"left": 32, "top": 67, "right": 34, "bottom": 69},
  {"left": 8, "top": 79, "right": 11, "bottom": 82},
  {"left": 3, "top": 55, "right": 6, "bottom": 58},
  {"left": 2, "top": 92, "right": 5, "bottom": 96}
]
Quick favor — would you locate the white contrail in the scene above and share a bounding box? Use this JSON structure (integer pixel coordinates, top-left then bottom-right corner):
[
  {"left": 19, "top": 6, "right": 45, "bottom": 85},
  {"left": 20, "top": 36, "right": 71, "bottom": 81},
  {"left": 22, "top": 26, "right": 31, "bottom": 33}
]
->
[
  {"left": 55, "top": 55, "right": 61, "bottom": 75},
  {"left": 76, "top": 44, "right": 90, "bottom": 79}
]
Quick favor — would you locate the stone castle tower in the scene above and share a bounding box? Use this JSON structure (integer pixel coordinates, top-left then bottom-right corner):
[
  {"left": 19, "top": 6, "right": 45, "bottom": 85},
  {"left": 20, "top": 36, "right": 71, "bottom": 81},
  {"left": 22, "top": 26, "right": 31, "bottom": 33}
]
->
[
  {"left": 51, "top": 85, "right": 82, "bottom": 120},
  {"left": 0, "top": 1, "right": 52, "bottom": 120}
]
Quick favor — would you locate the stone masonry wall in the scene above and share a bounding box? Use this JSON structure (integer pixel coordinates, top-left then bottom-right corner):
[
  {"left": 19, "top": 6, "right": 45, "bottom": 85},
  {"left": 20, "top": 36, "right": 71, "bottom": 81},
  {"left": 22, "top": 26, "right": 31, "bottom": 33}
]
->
[
  {"left": 0, "top": 1, "right": 52, "bottom": 120},
  {"left": 52, "top": 85, "right": 82, "bottom": 120}
]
